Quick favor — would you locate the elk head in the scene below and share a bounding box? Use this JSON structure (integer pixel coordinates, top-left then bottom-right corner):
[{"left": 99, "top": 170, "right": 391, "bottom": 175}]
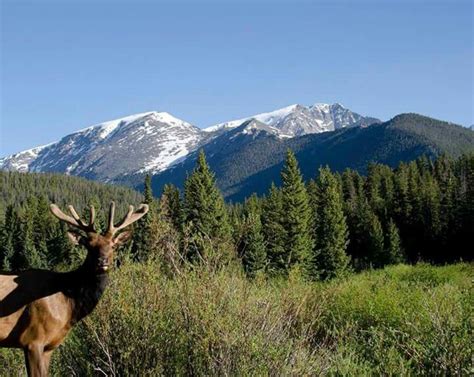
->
[{"left": 50, "top": 202, "right": 149, "bottom": 273}]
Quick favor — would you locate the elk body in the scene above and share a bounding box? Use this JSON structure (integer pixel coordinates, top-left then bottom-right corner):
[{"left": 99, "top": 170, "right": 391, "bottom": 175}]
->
[{"left": 0, "top": 202, "right": 148, "bottom": 376}]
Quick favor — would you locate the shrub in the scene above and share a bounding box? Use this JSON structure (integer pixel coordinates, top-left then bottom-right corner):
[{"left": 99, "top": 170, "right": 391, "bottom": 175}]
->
[{"left": 1, "top": 263, "right": 472, "bottom": 375}]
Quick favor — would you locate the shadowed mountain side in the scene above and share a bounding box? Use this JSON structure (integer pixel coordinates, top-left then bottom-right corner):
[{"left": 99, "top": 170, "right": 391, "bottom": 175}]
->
[{"left": 148, "top": 114, "right": 474, "bottom": 201}]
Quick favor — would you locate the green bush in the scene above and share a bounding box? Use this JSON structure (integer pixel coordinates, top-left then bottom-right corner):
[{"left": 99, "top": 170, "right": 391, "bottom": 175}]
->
[{"left": 1, "top": 263, "right": 472, "bottom": 376}]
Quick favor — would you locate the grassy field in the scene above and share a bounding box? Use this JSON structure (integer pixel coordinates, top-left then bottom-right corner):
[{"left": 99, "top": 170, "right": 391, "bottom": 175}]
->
[{"left": 1, "top": 263, "right": 472, "bottom": 376}]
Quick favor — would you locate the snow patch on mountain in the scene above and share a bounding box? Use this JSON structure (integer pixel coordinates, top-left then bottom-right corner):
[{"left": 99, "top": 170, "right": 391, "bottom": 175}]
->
[
  {"left": 0, "top": 143, "right": 55, "bottom": 172},
  {"left": 204, "top": 104, "right": 299, "bottom": 133},
  {"left": 77, "top": 111, "right": 156, "bottom": 139}
]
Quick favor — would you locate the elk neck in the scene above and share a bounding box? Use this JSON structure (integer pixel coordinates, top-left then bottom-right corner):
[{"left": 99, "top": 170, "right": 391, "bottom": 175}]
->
[{"left": 61, "top": 253, "right": 110, "bottom": 324}]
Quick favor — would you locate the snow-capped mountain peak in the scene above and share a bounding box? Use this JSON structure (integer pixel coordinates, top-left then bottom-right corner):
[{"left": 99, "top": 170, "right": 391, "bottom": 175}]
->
[{"left": 204, "top": 102, "right": 378, "bottom": 137}]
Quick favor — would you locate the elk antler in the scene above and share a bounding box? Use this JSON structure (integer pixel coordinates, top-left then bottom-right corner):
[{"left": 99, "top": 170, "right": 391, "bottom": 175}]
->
[
  {"left": 50, "top": 204, "right": 96, "bottom": 233},
  {"left": 105, "top": 201, "right": 149, "bottom": 237}
]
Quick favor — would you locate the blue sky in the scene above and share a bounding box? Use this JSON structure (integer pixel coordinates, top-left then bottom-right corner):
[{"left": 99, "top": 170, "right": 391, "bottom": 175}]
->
[{"left": 1, "top": 0, "right": 472, "bottom": 156}]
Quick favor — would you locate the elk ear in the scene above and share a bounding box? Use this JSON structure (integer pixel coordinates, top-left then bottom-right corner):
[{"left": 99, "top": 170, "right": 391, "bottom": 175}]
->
[
  {"left": 67, "top": 231, "right": 83, "bottom": 245},
  {"left": 113, "top": 231, "right": 132, "bottom": 246}
]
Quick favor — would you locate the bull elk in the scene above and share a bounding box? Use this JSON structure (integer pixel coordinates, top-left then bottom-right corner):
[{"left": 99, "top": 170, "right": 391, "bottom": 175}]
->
[{"left": 0, "top": 201, "right": 148, "bottom": 376}]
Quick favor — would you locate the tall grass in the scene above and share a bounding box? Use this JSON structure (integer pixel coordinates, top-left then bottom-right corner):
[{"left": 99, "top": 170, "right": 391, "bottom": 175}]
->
[{"left": 1, "top": 263, "right": 472, "bottom": 376}]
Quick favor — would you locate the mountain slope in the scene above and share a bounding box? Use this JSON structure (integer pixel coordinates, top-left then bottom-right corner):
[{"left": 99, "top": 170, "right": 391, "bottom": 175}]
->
[{"left": 150, "top": 113, "right": 474, "bottom": 201}]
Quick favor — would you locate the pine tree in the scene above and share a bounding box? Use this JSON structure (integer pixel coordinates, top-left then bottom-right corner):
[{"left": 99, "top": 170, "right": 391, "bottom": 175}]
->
[
  {"left": 160, "top": 183, "right": 183, "bottom": 231},
  {"left": 33, "top": 196, "right": 51, "bottom": 267},
  {"left": 393, "top": 163, "right": 412, "bottom": 223},
  {"left": 13, "top": 209, "right": 44, "bottom": 270},
  {"left": 434, "top": 154, "right": 457, "bottom": 249},
  {"left": 0, "top": 205, "right": 17, "bottom": 270},
  {"left": 393, "top": 162, "right": 418, "bottom": 261},
  {"left": 239, "top": 197, "right": 266, "bottom": 277},
  {"left": 183, "top": 150, "right": 231, "bottom": 261},
  {"left": 421, "top": 173, "right": 441, "bottom": 232},
  {"left": 87, "top": 196, "right": 106, "bottom": 233},
  {"left": 366, "top": 211, "right": 385, "bottom": 268},
  {"left": 385, "top": 219, "right": 404, "bottom": 265},
  {"left": 307, "top": 179, "right": 319, "bottom": 213},
  {"left": 457, "top": 154, "right": 474, "bottom": 261},
  {"left": 280, "top": 149, "right": 313, "bottom": 273},
  {"left": 366, "top": 164, "right": 394, "bottom": 223},
  {"left": 48, "top": 222, "right": 77, "bottom": 268},
  {"left": 131, "top": 174, "right": 155, "bottom": 262},
  {"left": 262, "top": 183, "right": 287, "bottom": 274},
  {"left": 312, "top": 166, "right": 350, "bottom": 280}
]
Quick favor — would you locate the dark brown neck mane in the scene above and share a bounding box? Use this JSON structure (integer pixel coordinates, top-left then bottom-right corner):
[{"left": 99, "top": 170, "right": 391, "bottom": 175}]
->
[{"left": 61, "top": 264, "right": 110, "bottom": 324}]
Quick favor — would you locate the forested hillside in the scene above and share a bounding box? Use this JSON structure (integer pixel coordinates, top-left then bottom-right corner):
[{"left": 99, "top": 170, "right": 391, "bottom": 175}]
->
[
  {"left": 0, "top": 172, "right": 142, "bottom": 270},
  {"left": 0, "top": 172, "right": 143, "bottom": 216},
  {"left": 150, "top": 113, "right": 474, "bottom": 201}
]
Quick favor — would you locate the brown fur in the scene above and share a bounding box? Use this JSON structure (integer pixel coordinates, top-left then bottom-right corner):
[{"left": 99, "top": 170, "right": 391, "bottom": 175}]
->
[{"left": 0, "top": 202, "right": 148, "bottom": 376}]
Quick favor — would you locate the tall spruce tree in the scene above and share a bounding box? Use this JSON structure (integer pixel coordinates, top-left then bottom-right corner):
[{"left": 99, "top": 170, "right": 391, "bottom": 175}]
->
[
  {"left": 312, "top": 166, "right": 350, "bottom": 280},
  {"left": 160, "top": 184, "right": 183, "bottom": 232},
  {"left": 0, "top": 205, "right": 17, "bottom": 270},
  {"left": 131, "top": 174, "right": 155, "bottom": 262},
  {"left": 280, "top": 150, "right": 313, "bottom": 273},
  {"left": 239, "top": 196, "right": 266, "bottom": 277},
  {"left": 385, "top": 219, "right": 404, "bottom": 265},
  {"left": 366, "top": 211, "right": 385, "bottom": 268},
  {"left": 366, "top": 164, "right": 395, "bottom": 222},
  {"left": 262, "top": 183, "right": 287, "bottom": 274},
  {"left": 456, "top": 154, "right": 474, "bottom": 261},
  {"left": 13, "top": 208, "right": 44, "bottom": 270},
  {"left": 434, "top": 154, "right": 457, "bottom": 250},
  {"left": 183, "top": 150, "right": 231, "bottom": 261}
]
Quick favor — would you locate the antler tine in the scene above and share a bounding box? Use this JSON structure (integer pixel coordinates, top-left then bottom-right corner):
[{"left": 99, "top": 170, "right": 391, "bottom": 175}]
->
[
  {"left": 50, "top": 204, "right": 81, "bottom": 228},
  {"left": 114, "top": 205, "right": 134, "bottom": 232},
  {"left": 107, "top": 203, "right": 149, "bottom": 236},
  {"left": 70, "top": 204, "right": 96, "bottom": 232},
  {"left": 107, "top": 201, "right": 116, "bottom": 235},
  {"left": 68, "top": 205, "right": 87, "bottom": 227},
  {"left": 50, "top": 204, "right": 96, "bottom": 233}
]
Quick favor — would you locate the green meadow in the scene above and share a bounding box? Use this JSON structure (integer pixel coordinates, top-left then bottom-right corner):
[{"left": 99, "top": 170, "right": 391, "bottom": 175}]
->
[{"left": 2, "top": 262, "right": 471, "bottom": 376}]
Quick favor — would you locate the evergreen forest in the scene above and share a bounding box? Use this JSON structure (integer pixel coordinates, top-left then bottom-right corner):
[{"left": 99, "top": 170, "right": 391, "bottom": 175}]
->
[{"left": 1, "top": 151, "right": 472, "bottom": 277}]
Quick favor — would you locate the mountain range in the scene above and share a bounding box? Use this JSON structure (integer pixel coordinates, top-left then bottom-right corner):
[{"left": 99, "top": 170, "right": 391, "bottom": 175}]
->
[
  {"left": 0, "top": 103, "right": 377, "bottom": 180},
  {"left": 1, "top": 103, "right": 473, "bottom": 200}
]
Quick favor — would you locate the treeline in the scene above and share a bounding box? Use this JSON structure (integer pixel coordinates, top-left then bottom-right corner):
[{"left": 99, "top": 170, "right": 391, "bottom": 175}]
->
[
  {"left": 0, "top": 172, "right": 142, "bottom": 270},
  {"left": 1, "top": 152, "right": 473, "bottom": 278},
  {"left": 136, "top": 151, "right": 473, "bottom": 279}
]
